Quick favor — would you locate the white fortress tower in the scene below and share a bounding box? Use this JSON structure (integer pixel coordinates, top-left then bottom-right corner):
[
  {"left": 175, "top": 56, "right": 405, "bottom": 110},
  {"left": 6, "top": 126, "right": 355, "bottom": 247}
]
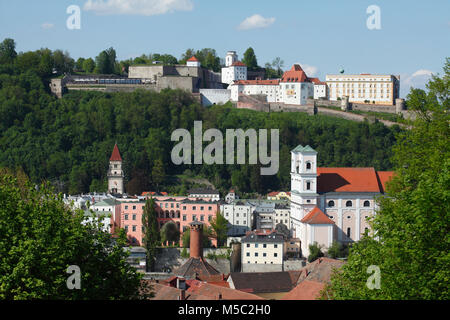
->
[
  {"left": 225, "top": 51, "right": 238, "bottom": 67},
  {"left": 108, "top": 144, "right": 124, "bottom": 194},
  {"left": 221, "top": 51, "right": 247, "bottom": 85}
]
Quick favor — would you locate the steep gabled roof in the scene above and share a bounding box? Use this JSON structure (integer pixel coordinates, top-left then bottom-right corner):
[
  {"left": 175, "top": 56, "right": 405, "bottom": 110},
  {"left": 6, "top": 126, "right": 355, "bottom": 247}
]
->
[
  {"left": 110, "top": 144, "right": 122, "bottom": 161},
  {"left": 187, "top": 56, "right": 199, "bottom": 62},
  {"left": 281, "top": 64, "right": 308, "bottom": 83},
  {"left": 300, "top": 206, "right": 334, "bottom": 225},
  {"left": 173, "top": 257, "right": 220, "bottom": 280},
  {"left": 292, "top": 144, "right": 317, "bottom": 153}
]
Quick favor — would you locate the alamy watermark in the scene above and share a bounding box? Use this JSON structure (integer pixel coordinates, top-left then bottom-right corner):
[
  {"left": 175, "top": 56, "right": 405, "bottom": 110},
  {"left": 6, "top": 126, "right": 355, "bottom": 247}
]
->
[
  {"left": 67, "top": 5, "right": 81, "bottom": 30},
  {"left": 366, "top": 265, "right": 381, "bottom": 290},
  {"left": 66, "top": 265, "right": 81, "bottom": 289},
  {"left": 171, "top": 121, "right": 279, "bottom": 175},
  {"left": 366, "top": 5, "right": 381, "bottom": 30}
]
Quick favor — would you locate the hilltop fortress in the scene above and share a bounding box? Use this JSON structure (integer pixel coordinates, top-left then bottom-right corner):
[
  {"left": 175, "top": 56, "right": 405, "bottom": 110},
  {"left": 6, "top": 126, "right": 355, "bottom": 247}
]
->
[{"left": 50, "top": 50, "right": 404, "bottom": 113}]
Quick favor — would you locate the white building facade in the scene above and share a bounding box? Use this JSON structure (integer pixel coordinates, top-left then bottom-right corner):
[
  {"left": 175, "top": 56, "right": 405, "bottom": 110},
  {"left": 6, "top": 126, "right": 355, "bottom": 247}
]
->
[{"left": 326, "top": 74, "right": 400, "bottom": 105}]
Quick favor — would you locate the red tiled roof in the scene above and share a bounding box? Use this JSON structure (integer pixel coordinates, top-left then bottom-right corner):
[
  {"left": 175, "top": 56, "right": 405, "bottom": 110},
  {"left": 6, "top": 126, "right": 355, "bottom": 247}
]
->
[
  {"left": 142, "top": 191, "right": 168, "bottom": 196},
  {"left": 231, "top": 61, "right": 246, "bottom": 67},
  {"left": 309, "top": 77, "right": 327, "bottom": 85},
  {"left": 281, "top": 64, "right": 308, "bottom": 83},
  {"left": 267, "top": 191, "right": 279, "bottom": 196},
  {"left": 110, "top": 144, "right": 122, "bottom": 161},
  {"left": 317, "top": 167, "right": 382, "bottom": 193},
  {"left": 150, "top": 283, "right": 210, "bottom": 300},
  {"left": 186, "top": 280, "right": 264, "bottom": 300},
  {"left": 281, "top": 280, "right": 325, "bottom": 300},
  {"left": 234, "top": 79, "right": 280, "bottom": 85},
  {"left": 300, "top": 206, "right": 334, "bottom": 225},
  {"left": 376, "top": 171, "right": 395, "bottom": 193},
  {"left": 187, "top": 56, "right": 199, "bottom": 62}
]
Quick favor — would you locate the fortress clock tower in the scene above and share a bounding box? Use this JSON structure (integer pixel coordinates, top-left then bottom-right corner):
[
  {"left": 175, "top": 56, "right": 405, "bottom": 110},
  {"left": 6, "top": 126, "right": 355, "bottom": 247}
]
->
[{"left": 108, "top": 144, "right": 124, "bottom": 194}]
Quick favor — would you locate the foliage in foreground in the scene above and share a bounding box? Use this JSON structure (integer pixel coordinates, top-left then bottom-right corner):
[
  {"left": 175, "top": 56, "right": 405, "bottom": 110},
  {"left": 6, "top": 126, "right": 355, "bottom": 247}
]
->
[{"left": 0, "top": 171, "right": 151, "bottom": 299}]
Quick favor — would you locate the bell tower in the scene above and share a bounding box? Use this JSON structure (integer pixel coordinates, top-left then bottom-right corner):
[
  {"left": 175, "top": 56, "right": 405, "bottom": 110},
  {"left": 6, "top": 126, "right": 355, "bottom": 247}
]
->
[{"left": 108, "top": 144, "right": 124, "bottom": 194}]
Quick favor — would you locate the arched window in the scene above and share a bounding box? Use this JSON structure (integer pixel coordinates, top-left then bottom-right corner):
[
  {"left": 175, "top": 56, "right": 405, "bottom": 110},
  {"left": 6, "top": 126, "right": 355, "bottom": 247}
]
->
[
  {"left": 328, "top": 200, "right": 335, "bottom": 207},
  {"left": 165, "top": 210, "right": 169, "bottom": 218},
  {"left": 363, "top": 200, "right": 370, "bottom": 207},
  {"left": 306, "top": 162, "right": 311, "bottom": 170},
  {"left": 346, "top": 200, "right": 353, "bottom": 207},
  {"left": 347, "top": 227, "right": 351, "bottom": 238},
  {"left": 306, "top": 182, "right": 311, "bottom": 190}
]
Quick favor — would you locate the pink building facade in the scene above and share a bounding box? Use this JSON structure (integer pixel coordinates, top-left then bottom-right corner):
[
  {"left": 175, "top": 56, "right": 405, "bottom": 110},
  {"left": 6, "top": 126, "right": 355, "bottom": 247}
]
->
[{"left": 116, "top": 196, "right": 220, "bottom": 246}]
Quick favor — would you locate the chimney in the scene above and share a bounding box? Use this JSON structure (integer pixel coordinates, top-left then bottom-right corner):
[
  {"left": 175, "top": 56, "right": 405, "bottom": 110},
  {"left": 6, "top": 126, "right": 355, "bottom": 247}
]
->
[
  {"left": 190, "top": 222, "right": 203, "bottom": 259},
  {"left": 178, "top": 290, "right": 186, "bottom": 300},
  {"left": 177, "top": 278, "right": 186, "bottom": 290}
]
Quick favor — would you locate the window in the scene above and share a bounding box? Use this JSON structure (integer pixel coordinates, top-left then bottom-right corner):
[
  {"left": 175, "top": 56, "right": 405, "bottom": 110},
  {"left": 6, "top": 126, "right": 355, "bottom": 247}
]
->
[
  {"left": 182, "top": 206, "right": 186, "bottom": 210},
  {"left": 182, "top": 215, "right": 186, "bottom": 221},
  {"left": 125, "top": 205, "right": 128, "bottom": 210},
  {"left": 328, "top": 200, "right": 335, "bottom": 207},
  {"left": 255, "top": 244, "right": 258, "bottom": 248},
  {"left": 363, "top": 200, "right": 370, "bottom": 207},
  {"left": 171, "top": 203, "right": 174, "bottom": 208},
  {"left": 246, "top": 244, "right": 250, "bottom": 248},
  {"left": 208, "top": 215, "right": 212, "bottom": 221},
  {"left": 125, "top": 225, "right": 128, "bottom": 232},
  {"left": 306, "top": 182, "right": 311, "bottom": 190},
  {"left": 132, "top": 214, "right": 136, "bottom": 220},
  {"left": 125, "top": 214, "right": 128, "bottom": 220},
  {"left": 306, "top": 162, "right": 311, "bottom": 170},
  {"left": 193, "top": 206, "right": 196, "bottom": 210},
  {"left": 274, "top": 244, "right": 278, "bottom": 248},
  {"left": 263, "top": 244, "right": 267, "bottom": 248},
  {"left": 132, "top": 225, "right": 136, "bottom": 232},
  {"left": 347, "top": 227, "right": 351, "bottom": 237},
  {"left": 274, "top": 253, "right": 278, "bottom": 257},
  {"left": 192, "top": 215, "right": 197, "bottom": 221},
  {"left": 200, "top": 215, "right": 204, "bottom": 221},
  {"left": 208, "top": 206, "right": 212, "bottom": 211},
  {"left": 263, "top": 253, "right": 267, "bottom": 257},
  {"left": 346, "top": 200, "right": 353, "bottom": 207},
  {"left": 255, "top": 253, "right": 258, "bottom": 257},
  {"left": 246, "top": 252, "right": 250, "bottom": 257},
  {"left": 200, "top": 206, "right": 204, "bottom": 211}
]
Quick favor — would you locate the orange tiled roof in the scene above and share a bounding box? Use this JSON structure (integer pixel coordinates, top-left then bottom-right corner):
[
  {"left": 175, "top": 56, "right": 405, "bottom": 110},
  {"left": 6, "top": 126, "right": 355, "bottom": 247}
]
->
[
  {"left": 231, "top": 61, "right": 246, "bottom": 67},
  {"left": 309, "top": 77, "right": 327, "bottom": 85},
  {"left": 281, "top": 280, "right": 325, "bottom": 300},
  {"left": 187, "top": 56, "right": 199, "bottom": 62},
  {"left": 267, "top": 191, "right": 279, "bottom": 196},
  {"left": 317, "top": 167, "right": 387, "bottom": 193},
  {"left": 281, "top": 64, "right": 308, "bottom": 83},
  {"left": 300, "top": 206, "right": 334, "bottom": 225},
  {"left": 376, "top": 171, "right": 395, "bottom": 193},
  {"left": 110, "top": 144, "right": 122, "bottom": 161}
]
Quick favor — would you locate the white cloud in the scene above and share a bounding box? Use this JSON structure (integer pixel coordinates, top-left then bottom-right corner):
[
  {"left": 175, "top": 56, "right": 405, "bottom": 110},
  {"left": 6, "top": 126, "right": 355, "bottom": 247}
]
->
[
  {"left": 401, "top": 69, "right": 434, "bottom": 97},
  {"left": 83, "top": 0, "right": 194, "bottom": 16},
  {"left": 41, "top": 23, "right": 54, "bottom": 29},
  {"left": 237, "top": 14, "right": 275, "bottom": 30}
]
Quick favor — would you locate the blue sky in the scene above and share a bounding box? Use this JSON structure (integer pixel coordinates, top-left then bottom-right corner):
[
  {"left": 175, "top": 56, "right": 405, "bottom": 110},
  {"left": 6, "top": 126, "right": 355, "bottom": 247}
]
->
[{"left": 1, "top": 0, "right": 449, "bottom": 98}]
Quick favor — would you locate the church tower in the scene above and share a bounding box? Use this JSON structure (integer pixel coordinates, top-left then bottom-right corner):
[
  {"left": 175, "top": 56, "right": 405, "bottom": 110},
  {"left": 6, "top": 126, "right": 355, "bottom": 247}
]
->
[
  {"left": 108, "top": 144, "right": 124, "bottom": 194},
  {"left": 290, "top": 145, "right": 318, "bottom": 239}
]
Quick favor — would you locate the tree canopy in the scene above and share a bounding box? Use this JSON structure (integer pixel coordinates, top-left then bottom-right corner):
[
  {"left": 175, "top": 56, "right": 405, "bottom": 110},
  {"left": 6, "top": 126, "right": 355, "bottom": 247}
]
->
[{"left": 0, "top": 170, "right": 150, "bottom": 299}]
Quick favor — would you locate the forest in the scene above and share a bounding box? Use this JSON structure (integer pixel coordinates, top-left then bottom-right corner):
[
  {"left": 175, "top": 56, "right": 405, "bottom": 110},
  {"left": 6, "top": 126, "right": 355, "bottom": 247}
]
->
[{"left": 0, "top": 39, "right": 403, "bottom": 196}]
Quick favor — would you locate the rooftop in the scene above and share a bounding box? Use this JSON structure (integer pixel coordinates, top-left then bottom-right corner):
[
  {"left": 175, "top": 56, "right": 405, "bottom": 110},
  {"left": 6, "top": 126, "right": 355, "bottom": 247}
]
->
[
  {"left": 110, "top": 144, "right": 122, "bottom": 161},
  {"left": 281, "top": 280, "right": 325, "bottom": 300},
  {"left": 229, "top": 271, "right": 297, "bottom": 294},
  {"left": 300, "top": 206, "right": 334, "bottom": 225}
]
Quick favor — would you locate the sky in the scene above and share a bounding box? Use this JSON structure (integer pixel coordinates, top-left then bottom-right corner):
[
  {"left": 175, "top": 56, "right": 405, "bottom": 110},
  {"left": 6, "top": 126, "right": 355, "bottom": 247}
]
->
[{"left": 0, "top": 0, "right": 449, "bottom": 98}]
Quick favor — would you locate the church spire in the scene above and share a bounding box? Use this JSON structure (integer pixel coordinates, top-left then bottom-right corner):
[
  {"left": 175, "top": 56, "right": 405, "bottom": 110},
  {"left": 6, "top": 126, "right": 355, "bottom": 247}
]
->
[{"left": 110, "top": 143, "right": 122, "bottom": 161}]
